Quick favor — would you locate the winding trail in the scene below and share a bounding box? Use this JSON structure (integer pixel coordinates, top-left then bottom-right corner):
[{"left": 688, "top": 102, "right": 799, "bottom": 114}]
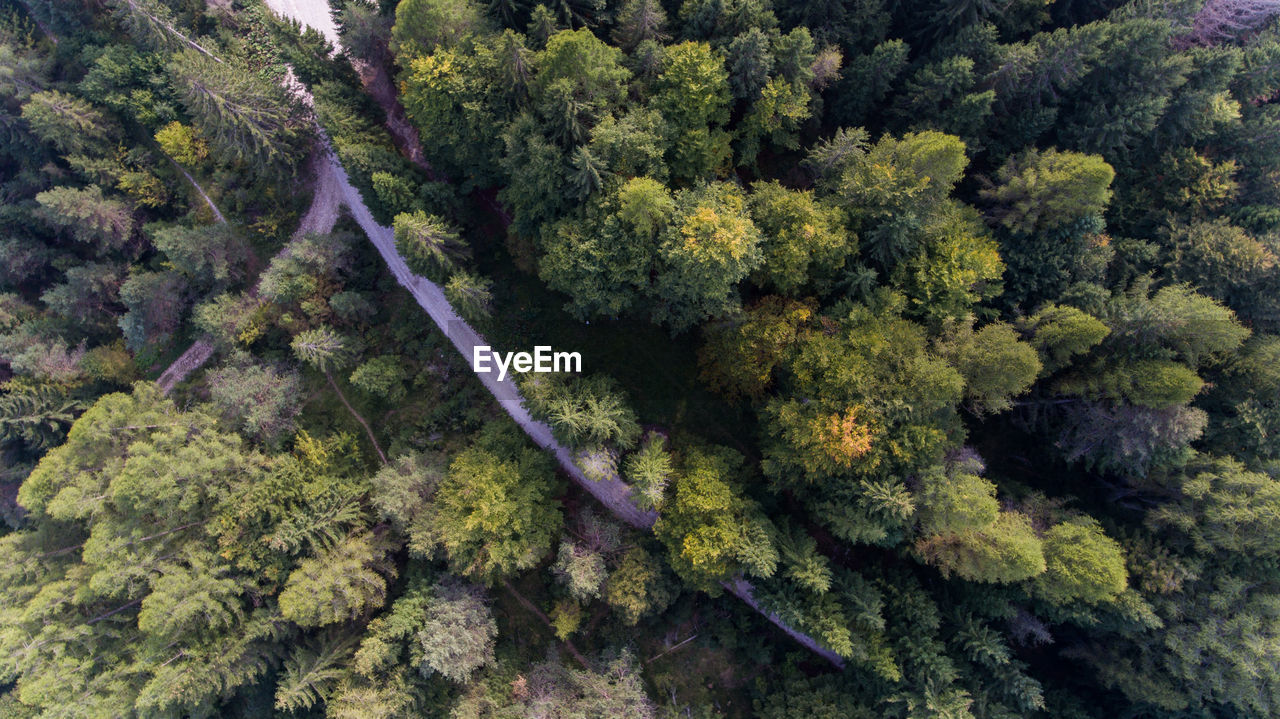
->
[
  {"left": 325, "top": 144, "right": 658, "bottom": 528},
  {"left": 157, "top": 148, "right": 342, "bottom": 394},
  {"left": 261, "top": 0, "right": 844, "bottom": 668}
]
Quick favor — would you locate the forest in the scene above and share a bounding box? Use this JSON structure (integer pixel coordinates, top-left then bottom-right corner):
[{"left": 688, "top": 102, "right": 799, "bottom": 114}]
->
[{"left": 3, "top": 0, "right": 1280, "bottom": 716}]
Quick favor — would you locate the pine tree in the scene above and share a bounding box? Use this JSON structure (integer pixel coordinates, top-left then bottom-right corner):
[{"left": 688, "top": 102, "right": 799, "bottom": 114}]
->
[
  {"left": 393, "top": 210, "right": 468, "bottom": 281},
  {"left": 168, "top": 51, "right": 303, "bottom": 166},
  {"left": 20, "top": 89, "right": 114, "bottom": 154},
  {"left": 291, "top": 327, "right": 357, "bottom": 373},
  {"left": 278, "top": 531, "right": 392, "bottom": 627},
  {"left": 613, "top": 0, "right": 668, "bottom": 49},
  {"left": 0, "top": 383, "right": 83, "bottom": 452},
  {"left": 443, "top": 271, "right": 494, "bottom": 323},
  {"left": 35, "top": 185, "right": 135, "bottom": 248},
  {"left": 274, "top": 633, "right": 359, "bottom": 712}
]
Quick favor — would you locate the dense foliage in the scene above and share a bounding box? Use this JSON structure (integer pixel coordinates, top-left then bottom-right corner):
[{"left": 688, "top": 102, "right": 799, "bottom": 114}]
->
[{"left": 5, "top": 0, "right": 1280, "bottom": 716}]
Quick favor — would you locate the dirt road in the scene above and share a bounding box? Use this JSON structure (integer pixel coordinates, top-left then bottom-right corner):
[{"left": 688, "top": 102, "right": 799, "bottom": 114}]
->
[{"left": 259, "top": 0, "right": 844, "bottom": 667}]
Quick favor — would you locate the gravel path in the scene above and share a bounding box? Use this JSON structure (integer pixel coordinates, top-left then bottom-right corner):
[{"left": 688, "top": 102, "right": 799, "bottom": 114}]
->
[
  {"left": 156, "top": 339, "right": 215, "bottom": 394},
  {"left": 264, "top": 0, "right": 339, "bottom": 47},
  {"left": 326, "top": 146, "right": 659, "bottom": 528},
  {"left": 295, "top": 147, "right": 342, "bottom": 238},
  {"left": 156, "top": 148, "right": 341, "bottom": 395},
  {"left": 261, "top": 0, "right": 842, "bottom": 668}
]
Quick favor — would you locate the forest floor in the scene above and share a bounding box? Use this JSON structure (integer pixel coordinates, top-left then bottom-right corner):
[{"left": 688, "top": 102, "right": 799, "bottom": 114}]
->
[{"left": 350, "top": 57, "right": 437, "bottom": 177}]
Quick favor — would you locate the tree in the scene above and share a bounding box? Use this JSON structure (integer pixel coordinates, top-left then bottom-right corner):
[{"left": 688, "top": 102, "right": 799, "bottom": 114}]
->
[
  {"left": 36, "top": 185, "right": 135, "bottom": 248},
  {"left": 339, "top": 0, "right": 393, "bottom": 62},
  {"left": 206, "top": 356, "right": 305, "bottom": 444},
  {"left": 349, "top": 356, "right": 408, "bottom": 403},
  {"left": 1183, "top": 0, "right": 1280, "bottom": 46},
  {"left": 392, "top": 0, "right": 487, "bottom": 57},
  {"left": 829, "top": 40, "right": 910, "bottom": 127},
  {"left": 588, "top": 109, "right": 669, "bottom": 180},
  {"left": 914, "top": 466, "right": 999, "bottom": 535},
  {"left": 623, "top": 433, "right": 673, "bottom": 509},
  {"left": 567, "top": 145, "right": 606, "bottom": 200},
  {"left": 538, "top": 176, "right": 672, "bottom": 319},
  {"left": 532, "top": 29, "right": 630, "bottom": 145},
  {"left": 274, "top": 634, "right": 357, "bottom": 712},
  {"left": 292, "top": 327, "right": 357, "bottom": 373},
  {"left": 650, "top": 182, "right": 764, "bottom": 331},
  {"left": 154, "top": 121, "right": 209, "bottom": 166},
  {"left": 981, "top": 148, "right": 1114, "bottom": 234},
  {"left": 415, "top": 579, "right": 497, "bottom": 682},
  {"left": 21, "top": 90, "right": 114, "bottom": 154},
  {"left": 398, "top": 47, "right": 505, "bottom": 187},
  {"left": 450, "top": 650, "right": 657, "bottom": 716},
  {"left": 40, "top": 261, "right": 126, "bottom": 332},
  {"left": 1023, "top": 304, "right": 1109, "bottom": 372},
  {"left": 761, "top": 294, "right": 964, "bottom": 495},
  {"left": 605, "top": 546, "right": 676, "bottom": 624},
  {"left": 194, "top": 292, "right": 267, "bottom": 347},
  {"left": 423, "top": 427, "right": 562, "bottom": 583},
  {"left": 1034, "top": 519, "right": 1127, "bottom": 605},
  {"left": 823, "top": 130, "right": 969, "bottom": 272},
  {"left": 444, "top": 271, "right": 494, "bottom": 323},
  {"left": 726, "top": 29, "right": 774, "bottom": 101},
  {"left": 0, "top": 383, "right": 83, "bottom": 452},
  {"left": 613, "top": 0, "right": 668, "bottom": 49},
  {"left": 2, "top": 385, "right": 290, "bottom": 717},
  {"left": 258, "top": 231, "right": 354, "bottom": 307},
  {"left": 1056, "top": 359, "right": 1205, "bottom": 409},
  {"left": 1203, "top": 335, "right": 1280, "bottom": 458},
  {"left": 698, "top": 296, "right": 814, "bottom": 401},
  {"left": 747, "top": 181, "right": 852, "bottom": 294},
  {"left": 279, "top": 531, "right": 391, "bottom": 627},
  {"left": 118, "top": 270, "right": 188, "bottom": 351},
  {"left": 677, "top": 0, "right": 776, "bottom": 42},
  {"left": 1103, "top": 283, "right": 1250, "bottom": 366},
  {"left": 168, "top": 51, "right": 304, "bottom": 167},
  {"left": 765, "top": 401, "right": 877, "bottom": 479},
  {"left": 393, "top": 210, "right": 468, "bottom": 281},
  {"left": 1150, "top": 456, "right": 1280, "bottom": 557},
  {"left": 654, "top": 445, "right": 778, "bottom": 591},
  {"left": 0, "top": 236, "right": 52, "bottom": 289},
  {"left": 553, "top": 540, "right": 609, "bottom": 601},
  {"left": 523, "top": 373, "right": 641, "bottom": 449},
  {"left": 652, "top": 41, "right": 732, "bottom": 180},
  {"left": 149, "top": 223, "right": 250, "bottom": 284},
  {"left": 914, "top": 511, "right": 1046, "bottom": 583},
  {"left": 1161, "top": 219, "right": 1279, "bottom": 325},
  {"left": 945, "top": 321, "right": 1042, "bottom": 414},
  {"left": 891, "top": 203, "right": 1004, "bottom": 326},
  {"left": 889, "top": 56, "right": 994, "bottom": 144},
  {"left": 1056, "top": 403, "right": 1208, "bottom": 474},
  {"left": 997, "top": 215, "right": 1112, "bottom": 310}
]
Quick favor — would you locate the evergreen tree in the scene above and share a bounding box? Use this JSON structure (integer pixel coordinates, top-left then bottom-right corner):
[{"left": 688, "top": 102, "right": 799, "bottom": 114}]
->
[{"left": 168, "top": 51, "right": 304, "bottom": 166}]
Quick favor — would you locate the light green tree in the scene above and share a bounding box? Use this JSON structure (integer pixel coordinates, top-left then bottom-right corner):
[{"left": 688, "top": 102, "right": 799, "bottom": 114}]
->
[
  {"left": 981, "top": 148, "right": 1115, "bottom": 234},
  {"left": 423, "top": 430, "right": 562, "bottom": 584},
  {"left": 1034, "top": 519, "right": 1127, "bottom": 605}
]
